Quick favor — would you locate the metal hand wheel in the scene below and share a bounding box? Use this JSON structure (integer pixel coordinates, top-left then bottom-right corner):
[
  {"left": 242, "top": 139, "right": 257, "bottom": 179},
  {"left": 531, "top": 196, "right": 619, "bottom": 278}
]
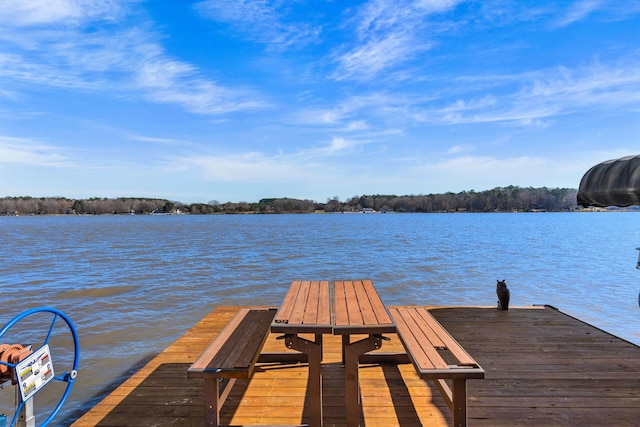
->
[{"left": 0, "top": 307, "right": 80, "bottom": 427}]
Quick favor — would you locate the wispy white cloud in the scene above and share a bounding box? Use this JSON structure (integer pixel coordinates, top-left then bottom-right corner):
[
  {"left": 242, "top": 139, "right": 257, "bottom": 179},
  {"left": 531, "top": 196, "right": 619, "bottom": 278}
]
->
[
  {"left": 131, "top": 47, "right": 266, "bottom": 114},
  {"left": 0, "top": 136, "right": 74, "bottom": 167},
  {"left": 297, "top": 137, "right": 371, "bottom": 159},
  {"left": 404, "top": 61, "right": 640, "bottom": 125},
  {"left": 0, "top": 50, "right": 106, "bottom": 90},
  {"left": 433, "top": 155, "right": 548, "bottom": 175},
  {"left": 353, "top": 0, "right": 460, "bottom": 36},
  {"left": 526, "top": 63, "right": 640, "bottom": 104},
  {"left": 446, "top": 145, "right": 469, "bottom": 155},
  {"left": 164, "top": 133, "right": 374, "bottom": 185},
  {"left": 332, "top": 0, "right": 640, "bottom": 83},
  {"left": 344, "top": 120, "right": 369, "bottom": 132},
  {"left": 0, "top": 2, "right": 265, "bottom": 115},
  {"left": 194, "top": 0, "right": 321, "bottom": 49},
  {"left": 290, "top": 91, "right": 428, "bottom": 128},
  {"left": 126, "top": 134, "right": 192, "bottom": 147},
  {"left": 511, "top": 62, "right": 640, "bottom": 120},
  {"left": 167, "top": 151, "right": 310, "bottom": 184},
  {"left": 0, "top": 0, "right": 123, "bottom": 26},
  {"left": 332, "top": 32, "right": 425, "bottom": 81},
  {"left": 476, "top": 0, "right": 640, "bottom": 29},
  {"left": 289, "top": 54, "right": 640, "bottom": 138},
  {"left": 475, "top": 1, "right": 551, "bottom": 26},
  {"left": 331, "top": 0, "right": 462, "bottom": 81},
  {"left": 554, "top": 0, "right": 604, "bottom": 27}
]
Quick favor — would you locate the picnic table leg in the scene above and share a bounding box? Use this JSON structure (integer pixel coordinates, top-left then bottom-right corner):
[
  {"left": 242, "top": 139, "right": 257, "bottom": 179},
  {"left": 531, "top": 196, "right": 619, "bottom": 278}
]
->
[
  {"left": 451, "top": 379, "right": 467, "bottom": 427},
  {"left": 341, "top": 335, "right": 349, "bottom": 364},
  {"left": 285, "top": 334, "right": 323, "bottom": 427},
  {"left": 203, "top": 378, "right": 220, "bottom": 427},
  {"left": 316, "top": 333, "right": 324, "bottom": 360},
  {"left": 344, "top": 335, "right": 383, "bottom": 427}
]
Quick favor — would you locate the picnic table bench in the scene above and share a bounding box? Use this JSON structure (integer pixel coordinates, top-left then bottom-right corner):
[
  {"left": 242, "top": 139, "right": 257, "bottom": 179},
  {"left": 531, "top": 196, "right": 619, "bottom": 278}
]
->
[
  {"left": 187, "top": 308, "right": 276, "bottom": 427},
  {"left": 389, "top": 307, "right": 485, "bottom": 427}
]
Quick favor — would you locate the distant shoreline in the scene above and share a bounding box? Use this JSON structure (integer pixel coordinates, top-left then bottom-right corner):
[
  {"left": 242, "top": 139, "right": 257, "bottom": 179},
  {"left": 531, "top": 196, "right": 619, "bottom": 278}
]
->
[
  {"left": 3, "top": 206, "right": 638, "bottom": 217},
  {"left": 3, "top": 186, "right": 627, "bottom": 216}
]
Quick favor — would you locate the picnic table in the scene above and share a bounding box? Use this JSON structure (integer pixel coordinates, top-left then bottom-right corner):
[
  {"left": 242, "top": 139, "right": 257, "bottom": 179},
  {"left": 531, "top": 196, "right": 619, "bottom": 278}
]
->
[
  {"left": 189, "top": 279, "right": 483, "bottom": 426},
  {"left": 272, "top": 279, "right": 395, "bottom": 427}
]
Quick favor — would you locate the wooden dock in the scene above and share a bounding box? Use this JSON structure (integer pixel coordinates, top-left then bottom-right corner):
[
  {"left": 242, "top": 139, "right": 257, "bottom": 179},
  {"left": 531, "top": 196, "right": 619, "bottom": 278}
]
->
[{"left": 71, "top": 305, "right": 640, "bottom": 426}]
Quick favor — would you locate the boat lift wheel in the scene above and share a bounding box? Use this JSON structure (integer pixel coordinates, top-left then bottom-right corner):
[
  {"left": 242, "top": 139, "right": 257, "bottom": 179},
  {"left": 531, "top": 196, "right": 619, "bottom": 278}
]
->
[{"left": 0, "top": 307, "right": 80, "bottom": 427}]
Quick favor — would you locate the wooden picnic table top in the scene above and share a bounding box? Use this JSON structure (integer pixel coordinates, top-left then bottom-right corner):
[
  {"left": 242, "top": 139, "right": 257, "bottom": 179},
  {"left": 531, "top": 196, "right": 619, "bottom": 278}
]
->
[
  {"left": 271, "top": 279, "right": 395, "bottom": 335},
  {"left": 333, "top": 279, "right": 395, "bottom": 335},
  {"left": 271, "top": 280, "right": 332, "bottom": 334}
]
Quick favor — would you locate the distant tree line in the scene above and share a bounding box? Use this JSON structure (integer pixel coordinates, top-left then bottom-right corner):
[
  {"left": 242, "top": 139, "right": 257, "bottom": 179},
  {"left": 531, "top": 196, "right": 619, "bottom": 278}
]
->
[
  {"left": 337, "top": 186, "right": 579, "bottom": 213},
  {"left": 0, "top": 197, "right": 178, "bottom": 216},
  {"left": 0, "top": 186, "right": 579, "bottom": 216}
]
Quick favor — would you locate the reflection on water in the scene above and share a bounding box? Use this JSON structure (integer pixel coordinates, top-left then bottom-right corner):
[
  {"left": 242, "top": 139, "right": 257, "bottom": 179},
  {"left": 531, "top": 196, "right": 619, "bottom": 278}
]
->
[{"left": 1, "top": 212, "right": 639, "bottom": 423}]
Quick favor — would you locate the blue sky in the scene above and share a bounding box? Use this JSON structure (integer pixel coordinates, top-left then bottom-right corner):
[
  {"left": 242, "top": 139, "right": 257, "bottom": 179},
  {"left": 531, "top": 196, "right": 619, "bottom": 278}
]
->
[{"left": 1, "top": 1, "right": 639, "bottom": 203}]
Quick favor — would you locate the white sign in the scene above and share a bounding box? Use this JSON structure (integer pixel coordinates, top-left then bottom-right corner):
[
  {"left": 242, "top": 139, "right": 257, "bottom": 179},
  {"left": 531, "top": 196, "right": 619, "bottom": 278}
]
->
[{"left": 16, "top": 344, "right": 55, "bottom": 402}]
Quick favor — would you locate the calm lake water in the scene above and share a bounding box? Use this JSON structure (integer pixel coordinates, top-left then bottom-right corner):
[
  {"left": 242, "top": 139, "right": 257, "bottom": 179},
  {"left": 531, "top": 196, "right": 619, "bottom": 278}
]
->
[{"left": 1, "top": 213, "right": 639, "bottom": 423}]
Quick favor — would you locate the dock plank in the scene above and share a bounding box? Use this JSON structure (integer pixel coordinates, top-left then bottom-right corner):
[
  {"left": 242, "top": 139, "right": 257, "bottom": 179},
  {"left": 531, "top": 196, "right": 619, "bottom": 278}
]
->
[{"left": 430, "top": 306, "right": 640, "bottom": 426}]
